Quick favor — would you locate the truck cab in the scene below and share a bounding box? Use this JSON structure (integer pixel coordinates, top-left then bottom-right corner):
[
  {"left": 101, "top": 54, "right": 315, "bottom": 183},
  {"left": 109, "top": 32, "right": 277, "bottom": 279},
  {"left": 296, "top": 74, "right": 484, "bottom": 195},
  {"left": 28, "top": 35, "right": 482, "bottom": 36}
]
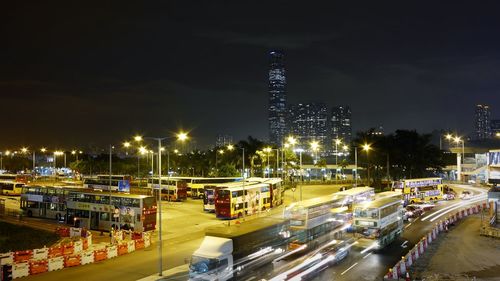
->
[{"left": 189, "top": 236, "right": 234, "bottom": 281}]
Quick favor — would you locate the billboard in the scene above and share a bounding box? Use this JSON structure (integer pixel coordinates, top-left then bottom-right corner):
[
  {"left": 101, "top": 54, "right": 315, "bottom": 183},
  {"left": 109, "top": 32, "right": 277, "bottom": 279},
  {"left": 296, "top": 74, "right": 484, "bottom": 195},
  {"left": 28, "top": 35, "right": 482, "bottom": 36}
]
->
[{"left": 488, "top": 151, "right": 500, "bottom": 184}]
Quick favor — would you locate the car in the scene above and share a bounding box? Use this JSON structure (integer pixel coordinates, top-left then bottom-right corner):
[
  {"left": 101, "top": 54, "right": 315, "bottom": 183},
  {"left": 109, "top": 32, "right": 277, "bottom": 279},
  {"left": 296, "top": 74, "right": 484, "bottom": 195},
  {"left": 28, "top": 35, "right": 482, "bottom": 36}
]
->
[
  {"left": 443, "top": 193, "right": 455, "bottom": 200},
  {"left": 460, "top": 191, "right": 472, "bottom": 200},
  {"left": 410, "top": 203, "right": 435, "bottom": 211}
]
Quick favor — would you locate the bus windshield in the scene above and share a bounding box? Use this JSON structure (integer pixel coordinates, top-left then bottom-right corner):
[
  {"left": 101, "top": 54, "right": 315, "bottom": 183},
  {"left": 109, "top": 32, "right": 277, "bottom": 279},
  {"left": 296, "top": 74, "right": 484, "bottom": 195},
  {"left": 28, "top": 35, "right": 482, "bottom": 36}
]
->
[{"left": 218, "top": 190, "right": 230, "bottom": 199}]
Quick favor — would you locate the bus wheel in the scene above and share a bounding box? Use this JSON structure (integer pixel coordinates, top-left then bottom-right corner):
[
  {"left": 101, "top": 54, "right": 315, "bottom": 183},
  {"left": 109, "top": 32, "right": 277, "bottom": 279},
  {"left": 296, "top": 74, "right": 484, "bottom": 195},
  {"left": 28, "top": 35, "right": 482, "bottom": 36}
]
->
[
  {"left": 238, "top": 212, "right": 243, "bottom": 218},
  {"left": 410, "top": 200, "right": 415, "bottom": 204},
  {"left": 27, "top": 210, "right": 33, "bottom": 217},
  {"left": 199, "top": 194, "right": 204, "bottom": 199},
  {"left": 262, "top": 206, "right": 266, "bottom": 211},
  {"left": 56, "top": 213, "right": 61, "bottom": 221}
]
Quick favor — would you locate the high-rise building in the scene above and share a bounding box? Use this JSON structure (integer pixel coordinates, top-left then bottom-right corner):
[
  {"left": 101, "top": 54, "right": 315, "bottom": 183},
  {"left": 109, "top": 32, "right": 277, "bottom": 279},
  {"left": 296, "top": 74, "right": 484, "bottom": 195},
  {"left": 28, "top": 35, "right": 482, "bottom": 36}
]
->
[
  {"left": 287, "top": 103, "right": 329, "bottom": 146},
  {"left": 475, "top": 104, "right": 491, "bottom": 139},
  {"left": 268, "top": 50, "right": 287, "bottom": 145},
  {"left": 491, "top": 119, "right": 500, "bottom": 136},
  {"left": 330, "top": 106, "right": 352, "bottom": 144},
  {"left": 215, "top": 134, "right": 233, "bottom": 148}
]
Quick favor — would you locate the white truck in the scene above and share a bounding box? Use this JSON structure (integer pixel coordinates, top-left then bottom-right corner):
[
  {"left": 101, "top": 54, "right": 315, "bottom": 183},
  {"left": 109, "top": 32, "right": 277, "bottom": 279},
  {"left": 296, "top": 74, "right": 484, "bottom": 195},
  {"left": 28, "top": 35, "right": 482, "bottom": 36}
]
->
[{"left": 189, "top": 217, "right": 289, "bottom": 281}]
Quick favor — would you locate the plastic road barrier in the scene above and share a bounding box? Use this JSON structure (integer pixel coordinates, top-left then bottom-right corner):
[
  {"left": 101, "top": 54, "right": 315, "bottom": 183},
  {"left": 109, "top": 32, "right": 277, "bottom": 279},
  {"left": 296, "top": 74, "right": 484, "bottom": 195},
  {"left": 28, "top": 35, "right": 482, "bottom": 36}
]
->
[
  {"left": 0, "top": 252, "right": 13, "bottom": 266},
  {"left": 107, "top": 245, "right": 117, "bottom": 259},
  {"left": 62, "top": 243, "right": 74, "bottom": 256},
  {"left": 86, "top": 234, "right": 93, "bottom": 247},
  {"left": 135, "top": 239, "right": 145, "bottom": 250},
  {"left": 12, "top": 262, "right": 29, "bottom": 279},
  {"left": 49, "top": 245, "right": 63, "bottom": 258},
  {"left": 29, "top": 259, "right": 48, "bottom": 275},
  {"left": 94, "top": 249, "right": 107, "bottom": 262},
  {"left": 144, "top": 234, "right": 151, "bottom": 248},
  {"left": 399, "top": 257, "right": 407, "bottom": 275},
  {"left": 127, "top": 240, "right": 135, "bottom": 253},
  {"left": 70, "top": 227, "right": 82, "bottom": 238},
  {"left": 64, "top": 254, "right": 81, "bottom": 268},
  {"left": 14, "top": 250, "right": 32, "bottom": 263},
  {"left": 81, "top": 250, "right": 94, "bottom": 265},
  {"left": 73, "top": 240, "right": 83, "bottom": 254},
  {"left": 118, "top": 243, "right": 128, "bottom": 256},
  {"left": 55, "top": 227, "right": 70, "bottom": 237},
  {"left": 32, "top": 247, "right": 48, "bottom": 260},
  {"left": 48, "top": 256, "right": 64, "bottom": 271}
]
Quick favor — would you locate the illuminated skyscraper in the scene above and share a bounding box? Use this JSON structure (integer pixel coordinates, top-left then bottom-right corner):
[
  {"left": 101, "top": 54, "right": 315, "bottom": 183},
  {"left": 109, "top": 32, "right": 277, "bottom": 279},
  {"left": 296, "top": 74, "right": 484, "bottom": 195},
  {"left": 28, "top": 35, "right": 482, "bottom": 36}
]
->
[
  {"left": 330, "top": 106, "right": 352, "bottom": 143},
  {"left": 268, "top": 50, "right": 287, "bottom": 145},
  {"left": 475, "top": 104, "right": 491, "bottom": 139},
  {"left": 287, "top": 103, "right": 329, "bottom": 146}
]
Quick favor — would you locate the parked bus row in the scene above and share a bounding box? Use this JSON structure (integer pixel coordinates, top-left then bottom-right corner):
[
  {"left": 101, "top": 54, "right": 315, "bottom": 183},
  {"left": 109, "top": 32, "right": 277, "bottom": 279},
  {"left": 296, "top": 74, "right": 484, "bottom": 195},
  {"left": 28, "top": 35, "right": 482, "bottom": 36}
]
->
[
  {"left": 20, "top": 185, "right": 157, "bottom": 232},
  {"left": 0, "top": 173, "right": 32, "bottom": 184}
]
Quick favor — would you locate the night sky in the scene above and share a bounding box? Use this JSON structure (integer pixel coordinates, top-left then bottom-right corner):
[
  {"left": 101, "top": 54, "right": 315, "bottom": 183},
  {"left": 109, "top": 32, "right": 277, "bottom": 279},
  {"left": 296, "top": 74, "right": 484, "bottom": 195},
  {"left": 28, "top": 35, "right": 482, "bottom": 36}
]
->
[{"left": 2, "top": 1, "right": 500, "bottom": 149}]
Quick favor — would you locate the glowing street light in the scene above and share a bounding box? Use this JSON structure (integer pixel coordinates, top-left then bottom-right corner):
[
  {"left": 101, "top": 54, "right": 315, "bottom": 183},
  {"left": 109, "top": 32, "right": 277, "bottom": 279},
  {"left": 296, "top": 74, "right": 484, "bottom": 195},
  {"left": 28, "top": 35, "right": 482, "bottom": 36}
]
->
[
  {"left": 134, "top": 135, "right": 143, "bottom": 142},
  {"left": 177, "top": 132, "right": 189, "bottom": 142},
  {"left": 287, "top": 136, "right": 297, "bottom": 146}
]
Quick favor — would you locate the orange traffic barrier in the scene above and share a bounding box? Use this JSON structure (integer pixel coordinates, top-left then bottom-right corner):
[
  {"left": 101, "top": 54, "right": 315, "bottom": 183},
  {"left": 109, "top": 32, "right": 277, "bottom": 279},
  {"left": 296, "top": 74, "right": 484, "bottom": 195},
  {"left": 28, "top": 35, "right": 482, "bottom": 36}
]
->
[
  {"left": 64, "top": 254, "right": 81, "bottom": 267},
  {"left": 49, "top": 245, "right": 63, "bottom": 258},
  {"left": 132, "top": 232, "right": 142, "bottom": 240},
  {"left": 29, "top": 259, "right": 48, "bottom": 275},
  {"left": 117, "top": 243, "right": 128, "bottom": 256},
  {"left": 135, "top": 239, "right": 145, "bottom": 250},
  {"left": 62, "top": 243, "right": 74, "bottom": 256},
  {"left": 82, "top": 237, "right": 89, "bottom": 250},
  {"left": 94, "top": 249, "right": 107, "bottom": 262},
  {"left": 14, "top": 250, "right": 33, "bottom": 263},
  {"left": 55, "top": 227, "right": 70, "bottom": 237}
]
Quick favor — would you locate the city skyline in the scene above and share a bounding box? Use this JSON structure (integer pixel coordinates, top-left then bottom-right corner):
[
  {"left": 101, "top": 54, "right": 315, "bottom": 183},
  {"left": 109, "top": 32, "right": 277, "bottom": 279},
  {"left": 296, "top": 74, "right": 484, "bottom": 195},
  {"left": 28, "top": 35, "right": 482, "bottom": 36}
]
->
[{"left": 1, "top": 2, "right": 500, "bottom": 148}]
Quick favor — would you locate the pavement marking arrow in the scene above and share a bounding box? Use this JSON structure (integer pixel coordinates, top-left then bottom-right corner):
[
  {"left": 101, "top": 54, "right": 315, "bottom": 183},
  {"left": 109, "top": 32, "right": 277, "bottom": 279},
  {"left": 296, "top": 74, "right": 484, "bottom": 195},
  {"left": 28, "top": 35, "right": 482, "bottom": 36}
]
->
[{"left": 401, "top": 240, "right": 408, "bottom": 248}]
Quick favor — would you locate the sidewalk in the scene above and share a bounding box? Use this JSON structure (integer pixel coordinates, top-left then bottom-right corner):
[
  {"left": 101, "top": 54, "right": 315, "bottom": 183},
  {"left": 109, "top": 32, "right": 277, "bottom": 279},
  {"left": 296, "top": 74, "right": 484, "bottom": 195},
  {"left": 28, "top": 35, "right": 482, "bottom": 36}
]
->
[{"left": 409, "top": 214, "right": 500, "bottom": 280}]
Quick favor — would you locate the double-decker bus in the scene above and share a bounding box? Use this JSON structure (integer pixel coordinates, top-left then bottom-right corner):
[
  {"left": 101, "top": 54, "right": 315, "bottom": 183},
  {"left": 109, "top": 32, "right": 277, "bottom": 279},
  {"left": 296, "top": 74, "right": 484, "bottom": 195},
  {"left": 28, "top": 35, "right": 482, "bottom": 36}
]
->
[
  {"left": 353, "top": 196, "right": 404, "bottom": 249},
  {"left": 170, "top": 177, "right": 242, "bottom": 199},
  {"left": 0, "top": 174, "right": 32, "bottom": 184},
  {"left": 83, "top": 175, "right": 132, "bottom": 192},
  {"left": 215, "top": 183, "right": 272, "bottom": 219},
  {"left": 147, "top": 177, "right": 188, "bottom": 201},
  {"left": 284, "top": 187, "right": 375, "bottom": 251},
  {"left": 21, "top": 186, "right": 69, "bottom": 220},
  {"left": 329, "top": 186, "right": 375, "bottom": 225},
  {"left": 66, "top": 190, "right": 156, "bottom": 231},
  {"left": 284, "top": 195, "right": 345, "bottom": 251},
  {"left": 0, "top": 180, "right": 25, "bottom": 196},
  {"left": 202, "top": 178, "right": 274, "bottom": 212},
  {"left": 392, "top": 177, "right": 444, "bottom": 204}
]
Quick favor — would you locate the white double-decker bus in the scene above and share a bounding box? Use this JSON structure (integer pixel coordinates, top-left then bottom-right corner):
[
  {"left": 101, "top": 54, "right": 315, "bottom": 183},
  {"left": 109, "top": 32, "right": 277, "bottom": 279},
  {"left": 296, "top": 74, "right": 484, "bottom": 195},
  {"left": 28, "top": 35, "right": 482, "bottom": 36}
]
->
[
  {"left": 284, "top": 187, "right": 375, "bottom": 251},
  {"left": 353, "top": 196, "right": 404, "bottom": 249}
]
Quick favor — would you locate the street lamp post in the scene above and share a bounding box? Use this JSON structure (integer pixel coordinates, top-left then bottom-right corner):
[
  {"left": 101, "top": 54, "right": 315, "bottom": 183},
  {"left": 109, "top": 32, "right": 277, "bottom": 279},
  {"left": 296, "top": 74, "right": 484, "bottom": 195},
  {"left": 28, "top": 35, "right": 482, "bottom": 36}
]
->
[
  {"left": 134, "top": 136, "right": 143, "bottom": 187},
  {"left": 294, "top": 148, "right": 304, "bottom": 201},
  {"left": 362, "top": 144, "right": 372, "bottom": 186},
  {"left": 263, "top": 147, "right": 272, "bottom": 178},
  {"left": 142, "top": 132, "right": 188, "bottom": 277},
  {"left": 354, "top": 146, "right": 358, "bottom": 187},
  {"left": 334, "top": 139, "right": 342, "bottom": 183}
]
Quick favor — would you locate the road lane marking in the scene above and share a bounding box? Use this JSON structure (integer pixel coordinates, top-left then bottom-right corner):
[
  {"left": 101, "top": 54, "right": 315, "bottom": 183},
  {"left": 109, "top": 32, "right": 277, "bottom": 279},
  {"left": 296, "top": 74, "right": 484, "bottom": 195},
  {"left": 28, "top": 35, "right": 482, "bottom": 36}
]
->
[
  {"left": 404, "top": 223, "right": 412, "bottom": 229},
  {"left": 363, "top": 252, "right": 372, "bottom": 259},
  {"left": 401, "top": 241, "right": 408, "bottom": 248},
  {"left": 429, "top": 196, "right": 486, "bottom": 222},
  {"left": 422, "top": 195, "right": 486, "bottom": 222},
  {"left": 341, "top": 262, "right": 358, "bottom": 275}
]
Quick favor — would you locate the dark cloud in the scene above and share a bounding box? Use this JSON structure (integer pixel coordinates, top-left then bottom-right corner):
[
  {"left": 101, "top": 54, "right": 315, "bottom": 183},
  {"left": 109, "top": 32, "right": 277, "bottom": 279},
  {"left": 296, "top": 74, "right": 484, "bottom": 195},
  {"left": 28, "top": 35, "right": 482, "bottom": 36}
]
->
[{"left": 1, "top": 1, "right": 500, "bottom": 149}]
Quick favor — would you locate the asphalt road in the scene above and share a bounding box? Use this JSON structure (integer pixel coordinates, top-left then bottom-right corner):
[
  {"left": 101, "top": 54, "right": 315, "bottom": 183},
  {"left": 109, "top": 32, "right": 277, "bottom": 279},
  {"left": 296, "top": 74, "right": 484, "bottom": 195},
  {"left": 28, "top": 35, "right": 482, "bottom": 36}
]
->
[
  {"left": 4, "top": 183, "right": 487, "bottom": 281},
  {"left": 6, "top": 184, "right": 344, "bottom": 281}
]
